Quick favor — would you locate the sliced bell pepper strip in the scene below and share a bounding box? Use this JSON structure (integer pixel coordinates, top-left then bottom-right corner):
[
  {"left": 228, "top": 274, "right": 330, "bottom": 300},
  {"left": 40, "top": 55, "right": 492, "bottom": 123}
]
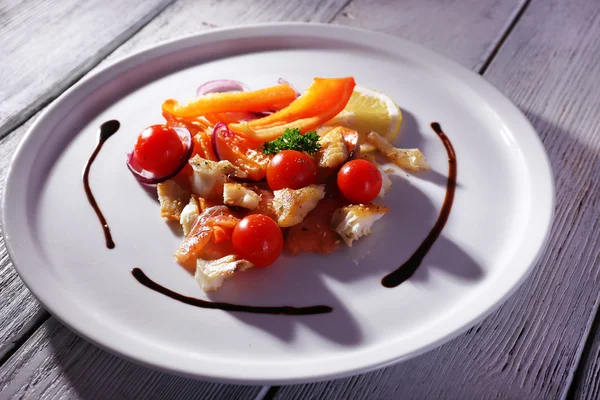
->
[
  {"left": 162, "top": 110, "right": 211, "bottom": 131},
  {"left": 203, "top": 112, "right": 257, "bottom": 126},
  {"left": 229, "top": 77, "right": 356, "bottom": 134},
  {"left": 162, "top": 84, "right": 297, "bottom": 118}
]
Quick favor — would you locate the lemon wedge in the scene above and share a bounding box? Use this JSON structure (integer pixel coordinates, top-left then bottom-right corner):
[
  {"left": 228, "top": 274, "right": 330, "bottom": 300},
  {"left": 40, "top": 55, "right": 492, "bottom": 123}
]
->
[{"left": 324, "top": 85, "right": 402, "bottom": 152}]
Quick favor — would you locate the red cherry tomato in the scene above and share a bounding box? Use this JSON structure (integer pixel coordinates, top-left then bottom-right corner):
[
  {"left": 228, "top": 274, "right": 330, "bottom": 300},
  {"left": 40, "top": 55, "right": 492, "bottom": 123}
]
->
[
  {"left": 133, "top": 124, "right": 186, "bottom": 176},
  {"left": 232, "top": 215, "right": 283, "bottom": 267},
  {"left": 266, "top": 150, "right": 318, "bottom": 190},
  {"left": 337, "top": 159, "right": 382, "bottom": 204}
]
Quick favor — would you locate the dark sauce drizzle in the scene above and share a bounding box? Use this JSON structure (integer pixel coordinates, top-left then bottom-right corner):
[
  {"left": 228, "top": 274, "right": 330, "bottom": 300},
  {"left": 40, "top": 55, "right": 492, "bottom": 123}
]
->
[
  {"left": 131, "top": 268, "right": 332, "bottom": 315},
  {"left": 381, "top": 122, "right": 457, "bottom": 288},
  {"left": 83, "top": 120, "right": 120, "bottom": 249},
  {"left": 94, "top": 119, "right": 454, "bottom": 311}
]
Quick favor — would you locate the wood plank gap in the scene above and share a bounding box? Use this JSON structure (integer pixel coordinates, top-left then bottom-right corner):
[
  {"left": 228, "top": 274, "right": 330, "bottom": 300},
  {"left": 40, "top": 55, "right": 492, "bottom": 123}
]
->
[
  {"left": 477, "top": 0, "right": 532, "bottom": 74},
  {"left": 565, "top": 297, "right": 600, "bottom": 400},
  {"left": 0, "top": 0, "right": 177, "bottom": 140},
  {"left": 253, "top": 385, "right": 282, "bottom": 400},
  {"left": 0, "top": 308, "right": 49, "bottom": 366},
  {"left": 326, "top": 0, "right": 353, "bottom": 22}
]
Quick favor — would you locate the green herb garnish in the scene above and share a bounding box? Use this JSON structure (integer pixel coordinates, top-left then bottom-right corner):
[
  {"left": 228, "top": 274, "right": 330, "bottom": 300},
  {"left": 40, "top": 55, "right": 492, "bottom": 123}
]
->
[{"left": 262, "top": 128, "right": 321, "bottom": 155}]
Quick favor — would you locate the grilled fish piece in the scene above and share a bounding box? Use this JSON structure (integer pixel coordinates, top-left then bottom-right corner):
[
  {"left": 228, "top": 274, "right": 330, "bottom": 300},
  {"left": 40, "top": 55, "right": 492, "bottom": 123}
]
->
[
  {"left": 157, "top": 180, "right": 190, "bottom": 221},
  {"left": 195, "top": 255, "right": 253, "bottom": 291},
  {"left": 331, "top": 203, "right": 390, "bottom": 246},
  {"left": 273, "top": 184, "right": 325, "bottom": 227},
  {"left": 223, "top": 183, "right": 260, "bottom": 210},
  {"left": 188, "top": 155, "right": 247, "bottom": 199}
]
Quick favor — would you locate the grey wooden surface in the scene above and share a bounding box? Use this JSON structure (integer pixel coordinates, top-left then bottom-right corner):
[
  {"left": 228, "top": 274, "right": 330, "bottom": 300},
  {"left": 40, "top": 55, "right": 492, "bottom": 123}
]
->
[
  {"left": 0, "top": 0, "right": 599, "bottom": 399},
  {"left": 0, "top": 0, "right": 174, "bottom": 139}
]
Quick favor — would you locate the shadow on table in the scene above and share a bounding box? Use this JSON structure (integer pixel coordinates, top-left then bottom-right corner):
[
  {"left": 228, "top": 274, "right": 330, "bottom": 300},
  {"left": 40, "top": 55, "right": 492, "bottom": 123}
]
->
[
  {"left": 205, "top": 109, "right": 483, "bottom": 345},
  {"left": 45, "top": 321, "right": 257, "bottom": 400}
]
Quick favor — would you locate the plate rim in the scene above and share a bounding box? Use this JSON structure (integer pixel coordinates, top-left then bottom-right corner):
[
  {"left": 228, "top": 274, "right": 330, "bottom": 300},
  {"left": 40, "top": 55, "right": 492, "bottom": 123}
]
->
[{"left": 1, "top": 22, "right": 555, "bottom": 384}]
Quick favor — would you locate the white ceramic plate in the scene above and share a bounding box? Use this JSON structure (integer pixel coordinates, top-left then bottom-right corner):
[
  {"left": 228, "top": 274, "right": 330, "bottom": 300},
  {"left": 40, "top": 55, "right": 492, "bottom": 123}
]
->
[{"left": 2, "top": 23, "right": 554, "bottom": 384}]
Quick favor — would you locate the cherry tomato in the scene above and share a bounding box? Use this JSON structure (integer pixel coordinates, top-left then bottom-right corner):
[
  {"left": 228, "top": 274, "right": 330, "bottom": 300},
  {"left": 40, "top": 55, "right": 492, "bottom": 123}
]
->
[
  {"left": 267, "top": 150, "right": 318, "bottom": 190},
  {"left": 133, "top": 125, "right": 186, "bottom": 176},
  {"left": 337, "top": 159, "right": 382, "bottom": 204},
  {"left": 232, "top": 215, "right": 283, "bottom": 267}
]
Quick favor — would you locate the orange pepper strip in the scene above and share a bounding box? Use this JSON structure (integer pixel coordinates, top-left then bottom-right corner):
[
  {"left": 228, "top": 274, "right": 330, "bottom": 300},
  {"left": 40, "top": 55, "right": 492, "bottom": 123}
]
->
[
  {"left": 204, "top": 112, "right": 257, "bottom": 125},
  {"left": 162, "top": 84, "right": 297, "bottom": 118},
  {"left": 163, "top": 111, "right": 211, "bottom": 131},
  {"left": 232, "top": 77, "right": 355, "bottom": 129},
  {"left": 230, "top": 116, "right": 323, "bottom": 142},
  {"left": 229, "top": 77, "right": 355, "bottom": 141}
]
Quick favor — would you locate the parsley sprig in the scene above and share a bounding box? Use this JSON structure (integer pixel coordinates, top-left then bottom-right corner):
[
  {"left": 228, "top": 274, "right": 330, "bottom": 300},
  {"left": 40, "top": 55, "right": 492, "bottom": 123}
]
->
[{"left": 262, "top": 128, "right": 321, "bottom": 155}]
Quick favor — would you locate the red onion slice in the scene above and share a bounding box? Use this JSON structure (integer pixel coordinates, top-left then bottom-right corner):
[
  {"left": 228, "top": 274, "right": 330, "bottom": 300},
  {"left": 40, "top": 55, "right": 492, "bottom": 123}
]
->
[
  {"left": 250, "top": 111, "right": 273, "bottom": 118},
  {"left": 196, "top": 80, "right": 249, "bottom": 97},
  {"left": 211, "top": 122, "right": 234, "bottom": 161},
  {"left": 277, "top": 77, "right": 300, "bottom": 97},
  {"left": 126, "top": 126, "right": 194, "bottom": 185}
]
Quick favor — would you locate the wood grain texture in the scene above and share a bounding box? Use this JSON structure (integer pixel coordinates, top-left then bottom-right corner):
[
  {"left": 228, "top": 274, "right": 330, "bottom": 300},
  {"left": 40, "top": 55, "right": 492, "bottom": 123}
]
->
[
  {"left": 571, "top": 314, "right": 600, "bottom": 399},
  {"left": 0, "top": 0, "right": 349, "bottom": 398},
  {"left": 0, "top": 115, "right": 49, "bottom": 363},
  {"left": 0, "top": 0, "right": 174, "bottom": 139},
  {"left": 331, "top": 0, "right": 528, "bottom": 70},
  {"left": 107, "top": 0, "right": 352, "bottom": 60},
  {"left": 0, "top": 318, "right": 261, "bottom": 400},
  {"left": 274, "top": 0, "right": 600, "bottom": 398}
]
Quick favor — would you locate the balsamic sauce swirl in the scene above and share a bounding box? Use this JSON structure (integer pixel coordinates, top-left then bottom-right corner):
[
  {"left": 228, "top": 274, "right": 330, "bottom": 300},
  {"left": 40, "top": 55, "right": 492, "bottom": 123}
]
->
[
  {"left": 131, "top": 268, "right": 332, "bottom": 315},
  {"left": 83, "top": 120, "right": 119, "bottom": 249},
  {"left": 381, "top": 122, "right": 457, "bottom": 287},
  {"left": 87, "top": 119, "right": 457, "bottom": 314}
]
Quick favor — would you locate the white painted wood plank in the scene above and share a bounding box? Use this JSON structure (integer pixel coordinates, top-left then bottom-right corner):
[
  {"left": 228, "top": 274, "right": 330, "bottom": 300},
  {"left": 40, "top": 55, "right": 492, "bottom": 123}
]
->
[
  {"left": 107, "top": 0, "right": 352, "bottom": 59},
  {"left": 0, "top": 114, "right": 49, "bottom": 363},
  {"left": 0, "top": 0, "right": 174, "bottom": 139},
  {"left": 274, "top": 0, "right": 600, "bottom": 398},
  {"left": 0, "top": 319, "right": 261, "bottom": 400},
  {"left": 331, "top": 0, "right": 528, "bottom": 70}
]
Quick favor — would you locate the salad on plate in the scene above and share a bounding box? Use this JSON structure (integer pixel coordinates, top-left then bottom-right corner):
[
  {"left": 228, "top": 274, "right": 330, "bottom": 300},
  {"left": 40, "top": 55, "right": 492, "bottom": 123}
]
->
[{"left": 126, "top": 77, "right": 429, "bottom": 291}]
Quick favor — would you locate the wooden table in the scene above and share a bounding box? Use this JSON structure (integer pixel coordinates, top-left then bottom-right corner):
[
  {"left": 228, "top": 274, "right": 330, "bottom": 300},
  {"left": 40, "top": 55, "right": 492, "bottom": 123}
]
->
[{"left": 1, "top": 0, "right": 599, "bottom": 398}]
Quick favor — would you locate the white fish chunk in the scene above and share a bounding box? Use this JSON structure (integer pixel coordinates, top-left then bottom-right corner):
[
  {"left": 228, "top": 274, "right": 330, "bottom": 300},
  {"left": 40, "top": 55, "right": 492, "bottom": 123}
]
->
[
  {"left": 188, "top": 155, "right": 247, "bottom": 199},
  {"left": 195, "top": 255, "right": 253, "bottom": 291},
  {"left": 331, "top": 204, "right": 390, "bottom": 247},
  {"left": 316, "top": 127, "right": 349, "bottom": 168},
  {"left": 179, "top": 196, "right": 200, "bottom": 236},
  {"left": 378, "top": 165, "right": 393, "bottom": 198},
  {"left": 157, "top": 180, "right": 190, "bottom": 221},
  {"left": 273, "top": 184, "right": 325, "bottom": 227},
  {"left": 366, "top": 131, "right": 429, "bottom": 172},
  {"left": 223, "top": 183, "right": 260, "bottom": 210}
]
